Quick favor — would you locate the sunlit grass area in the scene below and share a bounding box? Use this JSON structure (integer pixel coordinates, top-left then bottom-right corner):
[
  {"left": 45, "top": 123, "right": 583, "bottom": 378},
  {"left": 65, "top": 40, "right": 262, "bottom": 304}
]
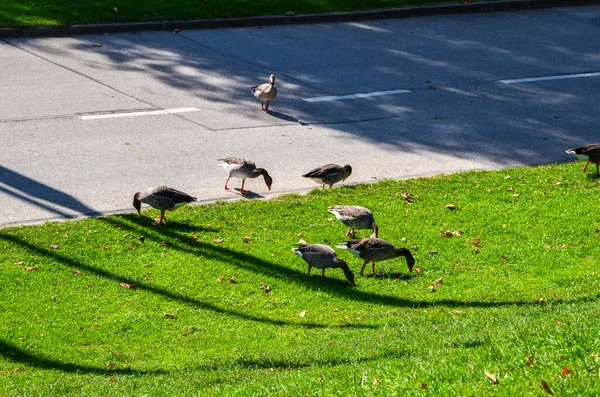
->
[
  {"left": 2, "top": 162, "right": 600, "bottom": 396},
  {"left": 0, "top": 0, "right": 481, "bottom": 28}
]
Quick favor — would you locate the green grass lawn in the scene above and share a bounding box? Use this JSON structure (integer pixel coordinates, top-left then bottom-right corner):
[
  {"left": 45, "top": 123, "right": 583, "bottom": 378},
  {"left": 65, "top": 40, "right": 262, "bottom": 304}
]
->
[
  {"left": 0, "top": 0, "right": 477, "bottom": 28},
  {"left": 2, "top": 162, "right": 600, "bottom": 396}
]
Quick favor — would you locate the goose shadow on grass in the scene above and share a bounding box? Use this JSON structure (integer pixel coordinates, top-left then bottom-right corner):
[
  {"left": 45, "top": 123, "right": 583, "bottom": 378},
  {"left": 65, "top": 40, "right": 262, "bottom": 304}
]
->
[
  {"left": 109, "top": 214, "right": 599, "bottom": 311},
  {"left": 0, "top": 339, "right": 165, "bottom": 375}
]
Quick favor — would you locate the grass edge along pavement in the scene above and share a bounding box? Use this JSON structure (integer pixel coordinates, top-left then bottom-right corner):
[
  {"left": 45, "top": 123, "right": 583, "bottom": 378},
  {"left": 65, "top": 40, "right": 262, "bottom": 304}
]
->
[
  {"left": 2, "top": 162, "right": 600, "bottom": 395},
  {"left": 0, "top": 0, "right": 599, "bottom": 38}
]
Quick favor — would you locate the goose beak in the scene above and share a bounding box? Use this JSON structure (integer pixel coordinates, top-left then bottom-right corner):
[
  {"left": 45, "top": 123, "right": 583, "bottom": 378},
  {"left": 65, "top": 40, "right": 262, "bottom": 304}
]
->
[{"left": 267, "top": 184, "right": 272, "bottom": 191}]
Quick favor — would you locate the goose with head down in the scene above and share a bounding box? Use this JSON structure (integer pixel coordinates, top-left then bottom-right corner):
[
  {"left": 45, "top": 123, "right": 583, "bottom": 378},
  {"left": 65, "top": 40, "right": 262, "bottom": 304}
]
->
[
  {"left": 337, "top": 238, "right": 414, "bottom": 276},
  {"left": 133, "top": 186, "right": 197, "bottom": 226},
  {"left": 292, "top": 243, "right": 355, "bottom": 286},
  {"left": 328, "top": 205, "right": 378, "bottom": 238},
  {"left": 218, "top": 157, "right": 272, "bottom": 195},
  {"left": 302, "top": 163, "right": 352, "bottom": 189}
]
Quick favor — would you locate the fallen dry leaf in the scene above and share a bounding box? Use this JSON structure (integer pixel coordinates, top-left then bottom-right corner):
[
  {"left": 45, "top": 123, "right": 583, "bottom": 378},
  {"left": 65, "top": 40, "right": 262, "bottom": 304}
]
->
[
  {"left": 561, "top": 366, "right": 572, "bottom": 376},
  {"left": 217, "top": 275, "right": 225, "bottom": 282},
  {"left": 159, "top": 241, "right": 168, "bottom": 247},
  {"left": 421, "top": 382, "right": 428, "bottom": 390},
  {"left": 512, "top": 193, "right": 520, "bottom": 198},
  {"left": 138, "top": 235, "right": 145, "bottom": 243},
  {"left": 434, "top": 277, "right": 443, "bottom": 286},
  {"left": 452, "top": 230, "right": 462, "bottom": 237},
  {"left": 429, "top": 285, "right": 436, "bottom": 292},
  {"left": 229, "top": 276, "right": 236, "bottom": 284},
  {"left": 558, "top": 244, "right": 566, "bottom": 248},
  {"left": 14, "top": 261, "right": 24, "bottom": 265},
  {"left": 414, "top": 267, "right": 423, "bottom": 275},
  {"left": 50, "top": 244, "right": 59, "bottom": 249},
  {"left": 485, "top": 371, "right": 498, "bottom": 384},
  {"left": 213, "top": 238, "right": 224, "bottom": 243},
  {"left": 260, "top": 284, "right": 271, "bottom": 293},
  {"left": 50, "top": 295, "right": 56, "bottom": 300},
  {"left": 554, "top": 318, "right": 563, "bottom": 325},
  {"left": 472, "top": 246, "right": 480, "bottom": 253},
  {"left": 164, "top": 312, "right": 176, "bottom": 318},
  {"left": 299, "top": 310, "right": 307, "bottom": 317},
  {"left": 526, "top": 356, "right": 534, "bottom": 365},
  {"left": 107, "top": 362, "right": 114, "bottom": 368},
  {"left": 501, "top": 255, "right": 509, "bottom": 260},
  {"left": 441, "top": 230, "right": 453, "bottom": 238},
  {"left": 541, "top": 379, "right": 554, "bottom": 395},
  {"left": 332, "top": 308, "right": 339, "bottom": 312},
  {"left": 242, "top": 236, "right": 251, "bottom": 242},
  {"left": 72, "top": 270, "right": 82, "bottom": 275},
  {"left": 504, "top": 175, "right": 511, "bottom": 179},
  {"left": 445, "top": 203, "right": 459, "bottom": 210},
  {"left": 22, "top": 265, "right": 38, "bottom": 272},
  {"left": 467, "top": 237, "right": 481, "bottom": 245},
  {"left": 268, "top": 300, "right": 276, "bottom": 305},
  {"left": 108, "top": 376, "right": 115, "bottom": 382},
  {"left": 190, "top": 235, "right": 198, "bottom": 240},
  {"left": 119, "top": 282, "right": 134, "bottom": 289},
  {"left": 544, "top": 245, "right": 552, "bottom": 249},
  {"left": 428, "top": 250, "right": 438, "bottom": 255}
]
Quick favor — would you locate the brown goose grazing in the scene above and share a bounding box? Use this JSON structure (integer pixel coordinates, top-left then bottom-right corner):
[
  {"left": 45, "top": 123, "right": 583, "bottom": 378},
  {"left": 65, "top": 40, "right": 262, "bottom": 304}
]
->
[
  {"left": 133, "top": 186, "right": 197, "bottom": 226},
  {"left": 328, "top": 205, "right": 378, "bottom": 238},
  {"left": 337, "top": 238, "right": 414, "bottom": 276},
  {"left": 252, "top": 74, "right": 277, "bottom": 113},
  {"left": 302, "top": 164, "right": 352, "bottom": 189},
  {"left": 218, "top": 157, "right": 273, "bottom": 195},
  {"left": 292, "top": 243, "right": 355, "bottom": 286},
  {"left": 566, "top": 144, "right": 600, "bottom": 176}
]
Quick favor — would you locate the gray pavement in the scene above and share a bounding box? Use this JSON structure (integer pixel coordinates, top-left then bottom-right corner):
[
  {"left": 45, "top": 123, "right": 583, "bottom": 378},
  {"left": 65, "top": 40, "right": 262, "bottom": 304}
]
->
[{"left": 1, "top": 5, "right": 599, "bottom": 227}]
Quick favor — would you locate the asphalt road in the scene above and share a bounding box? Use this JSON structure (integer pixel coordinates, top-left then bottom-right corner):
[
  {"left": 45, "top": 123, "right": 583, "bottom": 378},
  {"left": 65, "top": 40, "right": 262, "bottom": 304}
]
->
[{"left": 1, "top": 5, "right": 599, "bottom": 227}]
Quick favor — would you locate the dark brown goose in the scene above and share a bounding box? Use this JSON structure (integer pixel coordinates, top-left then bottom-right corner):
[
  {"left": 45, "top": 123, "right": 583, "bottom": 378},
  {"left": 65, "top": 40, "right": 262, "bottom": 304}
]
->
[
  {"left": 218, "top": 157, "right": 273, "bottom": 195},
  {"left": 328, "top": 205, "right": 378, "bottom": 238},
  {"left": 252, "top": 74, "right": 277, "bottom": 113},
  {"left": 133, "top": 186, "right": 197, "bottom": 226},
  {"left": 292, "top": 243, "right": 355, "bottom": 286},
  {"left": 302, "top": 164, "right": 352, "bottom": 189},
  {"left": 337, "top": 238, "right": 414, "bottom": 276},
  {"left": 566, "top": 144, "right": 600, "bottom": 176}
]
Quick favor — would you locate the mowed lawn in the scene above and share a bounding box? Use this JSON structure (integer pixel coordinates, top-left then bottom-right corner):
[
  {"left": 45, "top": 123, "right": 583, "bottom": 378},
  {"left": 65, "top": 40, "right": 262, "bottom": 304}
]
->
[
  {"left": 2, "top": 162, "right": 600, "bottom": 396},
  {"left": 1, "top": 0, "right": 474, "bottom": 28}
]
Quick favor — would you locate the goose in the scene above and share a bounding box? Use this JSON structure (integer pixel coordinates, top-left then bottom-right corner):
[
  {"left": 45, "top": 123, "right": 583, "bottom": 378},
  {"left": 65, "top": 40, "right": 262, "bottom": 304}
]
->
[
  {"left": 328, "top": 205, "right": 378, "bottom": 238},
  {"left": 218, "top": 157, "right": 273, "bottom": 195},
  {"left": 566, "top": 144, "right": 600, "bottom": 176},
  {"left": 337, "top": 238, "right": 414, "bottom": 276},
  {"left": 133, "top": 186, "right": 197, "bottom": 226},
  {"left": 292, "top": 243, "right": 355, "bottom": 286},
  {"left": 302, "top": 164, "right": 352, "bottom": 189},
  {"left": 252, "top": 74, "right": 277, "bottom": 113}
]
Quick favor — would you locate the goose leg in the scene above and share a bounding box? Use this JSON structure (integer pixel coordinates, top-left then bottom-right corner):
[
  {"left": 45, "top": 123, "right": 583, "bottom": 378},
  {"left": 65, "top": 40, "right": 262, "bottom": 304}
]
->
[
  {"left": 307, "top": 266, "right": 312, "bottom": 278},
  {"left": 153, "top": 210, "right": 166, "bottom": 226},
  {"left": 321, "top": 269, "right": 325, "bottom": 279},
  {"left": 224, "top": 177, "right": 232, "bottom": 191},
  {"left": 359, "top": 261, "right": 368, "bottom": 276},
  {"left": 582, "top": 161, "right": 589, "bottom": 173},
  {"left": 265, "top": 102, "right": 270, "bottom": 113},
  {"left": 321, "top": 184, "right": 325, "bottom": 190},
  {"left": 371, "top": 262, "right": 376, "bottom": 275},
  {"left": 240, "top": 179, "right": 246, "bottom": 195}
]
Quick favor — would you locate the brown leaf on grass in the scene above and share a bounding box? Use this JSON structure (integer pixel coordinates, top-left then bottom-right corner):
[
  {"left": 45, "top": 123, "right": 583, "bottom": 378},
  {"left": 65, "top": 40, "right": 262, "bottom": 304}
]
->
[
  {"left": 332, "top": 308, "right": 339, "bottom": 312},
  {"left": 299, "top": 310, "right": 307, "bottom": 317},
  {"left": 190, "top": 235, "right": 198, "bottom": 240},
  {"left": 164, "top": 312, "right": 177, "bottom": 318},
  {"left": 242, "top": 236, "right": 251, "bottom": 243},
  {"left": 554, "top": 318, "right": 563, "bottom": 325},
  {"left": 268, "top": 300, "right": 276, "bottom": 305},
  {"left": 544, "top": 245, "right": 552, "bottom": 249},
  {"left": 485, "top": 371, "right": 498, "bottom": 383},
  {"left": 51, "top": 295, "right": 56, "bottom": 300},
  {"left": 501, "top": 255, "right": 509, "bottom": 260},
  {"left": 107, "top": 362, "right": 114, "bottom": 368},
  {"left": 561, "top": 366, "right": 572, "bottom": 376},
  {"left": 526, "top": 356, "right": 534, "bottom": 365},
  {"left": 108, "top": 376, "right": 115, "bottom": 382},
  {"left": 138, "top": 235, "right": 145, "bottom": 243},
  {"left": 467, "top": 237, "right": 481, "bottom": 245},
  {"left": 159, "top": 241, "right": 168, "bottom": 247},
  {"left": 421, "top": 382, "right": 428, "bottom": 390},
  {"left": 441, "top": 230, "right": 453, "bottom": 238},
  {"left": 434, "top": 277, "right": 443, "bottom": 286},
  {"left": 14, "top": 261, "right": 24, "bottom": 265},
  {"left": 429, "top": 285, "right": 436, "bottom": 292},
  {"left": 213, "top": 238, "right": 224, "bottom": 243},
  {"left": 9, "top": 368, "right": 19, "bottom": 375},
  {"left": 260, "top": 284, "right": 271, "bottom": 293},
  {"left": 229, "top": 276, "right": 236, "bottom": 284},
  {"left": 72, "top": 270, "right": 82, "bottom": 275},
  {"left": 217, "top": 276, "right": 225, "bottom": 282},
  {"left": 512, "top": 194, "right": 520, "bottom": 198},
  {"left": 445, "top": 203, "right": 459, "bottom": 210},
  {"left": 472, "top": 246, "right": 480, "bottom": 253},
  {"left": 22, "top": 266, "right": 38, "bottom": 272},
  {"left": 541, "top": 379, "right": 554, "bottom": 395},
  {"left": 452, "top": 230, "right": 462, "bottom": 237},
  {"left": 119, "top": 282, "right": 134, "bottom": 289},
  {"left": 428, "top": 250, "right": 438, "bottom": 255},
  {"left": 122, "top": 234, "right": 129, "bottom": 238},
  {"left": 414, "top": 267, "right": 423, "bottom": 275},
  {"left": 558, "top": 244, "right": 566, "bottom": 248},
  {"left": 50, "top": 244, "right": 59, "bottom": 249}
]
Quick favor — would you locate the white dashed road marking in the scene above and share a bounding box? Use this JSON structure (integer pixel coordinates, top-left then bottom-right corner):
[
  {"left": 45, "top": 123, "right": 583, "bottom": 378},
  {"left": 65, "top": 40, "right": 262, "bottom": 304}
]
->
[
  {"left": 499, "top": 72, "right": 600, "bottom": 84},
  {"left": 80, "top": 107, "right": 199, "bottom": 120},
  {"left": 303, "top": 89, "right": 411, "bottom": 103}
]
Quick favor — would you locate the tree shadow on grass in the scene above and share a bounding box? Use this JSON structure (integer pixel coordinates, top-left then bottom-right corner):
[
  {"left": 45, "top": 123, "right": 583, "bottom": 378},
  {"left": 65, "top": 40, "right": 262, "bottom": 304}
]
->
[
  {"left": 0, "top": 339, "right": 165, "bottom": 375},
  {"left": 0, "top": 232, "right": 373, "bottom": 330},
  {"left": 105, "top": 213, "right": 600, "bottom": 311}
]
